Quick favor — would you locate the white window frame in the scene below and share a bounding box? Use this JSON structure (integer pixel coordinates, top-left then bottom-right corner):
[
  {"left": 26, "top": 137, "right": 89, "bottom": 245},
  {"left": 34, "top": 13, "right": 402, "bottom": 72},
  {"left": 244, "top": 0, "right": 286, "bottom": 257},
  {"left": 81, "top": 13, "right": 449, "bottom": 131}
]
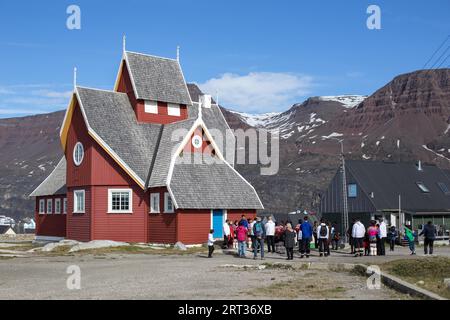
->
[
  {"left": 39, "top": 199, "right": 45, "bottom": 215},
  {"left": 164, "top": 192, "right": 174, "bottom": 213},
  {"left": 73, "top": 142, "right": 84, "bottom": 166},
  {"left": 150, "top": 193, "right": 160, "bottom": 213},
  {"left": 74, "top": 190, "right": 85, "bottom": 214},
  {"left": 63, "top": 198, "right": 67, "bottom": 214},
  {"left": 144, "top": 100, "right": 158, "bottom": 114},
  {"left": 46, "top": 199, "right": 53, "bottom": 214},
  {"left": 108, "top": 189, "right": 133, "bottom": 214},
  {"left": 55, "top": 198, "right": 61, "bottom": 214},
  {"left": 167, "top": 103, "right": 181, "bottom": 116}
]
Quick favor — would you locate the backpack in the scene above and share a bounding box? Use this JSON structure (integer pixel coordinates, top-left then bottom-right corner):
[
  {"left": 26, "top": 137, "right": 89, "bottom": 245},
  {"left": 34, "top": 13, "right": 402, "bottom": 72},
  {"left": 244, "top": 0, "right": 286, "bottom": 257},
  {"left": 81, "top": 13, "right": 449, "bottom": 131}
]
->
[
  {"left": 333, "top": 232, "right": 340, "bottom": 241},
  {"left": 254, "top": 222, "right": 263, "bottom": 238},
  {"left": 319, "top": 225, "right": 327, "bottom": 237}
]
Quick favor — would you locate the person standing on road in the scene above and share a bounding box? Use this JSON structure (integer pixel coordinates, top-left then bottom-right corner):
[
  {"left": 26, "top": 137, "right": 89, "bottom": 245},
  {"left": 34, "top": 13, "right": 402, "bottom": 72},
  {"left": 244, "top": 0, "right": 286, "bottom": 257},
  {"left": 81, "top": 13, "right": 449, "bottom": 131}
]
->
[
  {"left": 420, "top": 221, "right": 437, "bottom": 255},
  {"left": 313, "top": 221, "right": 319, "bottom": 249},
  {"left": 236, "top": 221, "right": 248, "bottom": 258},
  {"left": 404, "top": 223, "right": 416, "bottom": 255},
  {"left": 352, "top": 218, "right": 366, "bottom": 257},
  {"left": 378, "top": 218, "right": 387, "bottom": 256},
  {"left": 240, "top": 215, "right": 249, "bottom": 229},
  {"left": 317, "top": 219, "right": 330, "bottom": 257},
  {"left": 326, "top": 221, "right": 333, "bottom": 256},
  {"left": 248, "top": 218, "right": 256, "bottom": 250},
  {"left": 253, "top": 217, "right": 265, "bottom": 260},
  {"left": 348, "top": 218, "right": 356, "bottom": 254},
  {"left": 367, "top": 221, "right": 378, "bottom": 256},
  {"left": 331, "top": 222, "right": 340, "bottom": 250},
  {"left": 223, "top": 219, "right": 231, "bottom": 249},
  {"left": 284, "top": 223, "right": 296, "bottom": 260},
  {"left": 265, "top": 216, "right": 276, "bottom": 253},
  {"left": 387, "top": 226, "right": 397, "bottom": 252},
  {"left": 300, "top": 216, "right": 313, "bottom": 258},
  {"left": 208, "top": 229, "right": 215, "bottom": 258}
]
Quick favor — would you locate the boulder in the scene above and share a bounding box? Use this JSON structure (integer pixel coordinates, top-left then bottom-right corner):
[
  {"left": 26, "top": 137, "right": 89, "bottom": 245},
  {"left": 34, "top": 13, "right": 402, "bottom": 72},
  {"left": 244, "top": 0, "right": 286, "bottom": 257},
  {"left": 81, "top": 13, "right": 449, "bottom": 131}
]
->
[
  {"left": 174, "top": 241, "right": 187, "bottom": 251},
  {"left": 444, "top": 278, "right": 450, "bottom": 290}
]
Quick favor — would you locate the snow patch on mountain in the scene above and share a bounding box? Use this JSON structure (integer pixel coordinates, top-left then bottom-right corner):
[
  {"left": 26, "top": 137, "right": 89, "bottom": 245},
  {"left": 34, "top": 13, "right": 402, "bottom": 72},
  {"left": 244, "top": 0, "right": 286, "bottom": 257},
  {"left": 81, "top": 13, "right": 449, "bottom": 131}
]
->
[{"left": 318, "top": 95, "right": 367, "bottom": 108}]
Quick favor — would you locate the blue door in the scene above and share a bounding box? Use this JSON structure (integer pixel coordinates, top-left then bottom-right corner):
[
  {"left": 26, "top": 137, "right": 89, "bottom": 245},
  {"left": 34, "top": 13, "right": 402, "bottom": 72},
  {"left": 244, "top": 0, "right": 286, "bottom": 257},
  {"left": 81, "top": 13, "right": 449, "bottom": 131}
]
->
[{"left": 212, "top": 210, "right": 224, "bottom": 238}]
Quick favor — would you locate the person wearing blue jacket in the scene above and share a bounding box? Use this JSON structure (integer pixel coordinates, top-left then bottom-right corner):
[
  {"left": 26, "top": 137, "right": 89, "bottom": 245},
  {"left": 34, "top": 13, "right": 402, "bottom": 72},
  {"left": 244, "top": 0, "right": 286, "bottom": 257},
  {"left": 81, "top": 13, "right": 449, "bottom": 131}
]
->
[{"left": 300, "top": 216, "right": 313, "bottom": 258}]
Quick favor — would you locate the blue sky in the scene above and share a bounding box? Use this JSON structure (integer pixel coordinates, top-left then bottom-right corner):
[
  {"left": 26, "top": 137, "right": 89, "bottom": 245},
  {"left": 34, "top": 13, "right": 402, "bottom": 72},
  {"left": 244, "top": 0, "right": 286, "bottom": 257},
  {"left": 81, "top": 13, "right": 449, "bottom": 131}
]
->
[{"left": 0, "top": 0, "right": 449, "bottom": 117}]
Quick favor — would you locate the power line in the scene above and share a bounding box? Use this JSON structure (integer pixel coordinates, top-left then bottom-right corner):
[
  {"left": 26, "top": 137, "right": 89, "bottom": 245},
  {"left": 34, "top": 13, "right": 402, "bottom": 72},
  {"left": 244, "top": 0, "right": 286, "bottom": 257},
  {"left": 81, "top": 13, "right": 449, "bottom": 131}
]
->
[
  {"left": 428, "top": 46, "right": 450, "bottom": 70},
  {"left": 434, "top": 53, "right": 450, "bottom": 69},
  {"left": 423, "top": 35, "right": 450, "bottom": 69}
]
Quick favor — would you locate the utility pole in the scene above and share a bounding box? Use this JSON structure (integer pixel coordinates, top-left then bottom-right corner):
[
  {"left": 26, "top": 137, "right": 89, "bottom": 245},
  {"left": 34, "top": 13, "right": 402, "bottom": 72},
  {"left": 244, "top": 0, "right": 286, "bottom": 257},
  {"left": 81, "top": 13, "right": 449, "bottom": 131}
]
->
[
  {"left": 325, "top": 137, "right": 349, "bottom": 244},
  {"left": 339, "top": 140, "right": 349, "bottom": 244}
]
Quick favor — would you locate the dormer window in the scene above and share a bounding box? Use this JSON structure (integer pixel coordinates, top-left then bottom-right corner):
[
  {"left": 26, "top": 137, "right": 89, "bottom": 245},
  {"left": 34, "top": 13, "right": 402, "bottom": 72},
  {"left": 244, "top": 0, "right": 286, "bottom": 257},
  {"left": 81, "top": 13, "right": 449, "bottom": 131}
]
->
[
  {"left": 144, "top": 100, "right": 158, "bottom": 114},
  {"left": 168, "top": 103, "right": 180, "bottom": 116}
]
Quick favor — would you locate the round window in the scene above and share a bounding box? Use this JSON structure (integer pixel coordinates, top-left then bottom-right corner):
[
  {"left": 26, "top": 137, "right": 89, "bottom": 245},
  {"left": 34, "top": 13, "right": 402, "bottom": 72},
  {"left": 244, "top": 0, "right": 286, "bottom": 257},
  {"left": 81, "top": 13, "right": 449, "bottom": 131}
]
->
[
  {"left": 191, "top": 135, "right": 202, "bottom": 149},
  {"left": 73, "top": 142, "right": 84, "bottom": 166}
]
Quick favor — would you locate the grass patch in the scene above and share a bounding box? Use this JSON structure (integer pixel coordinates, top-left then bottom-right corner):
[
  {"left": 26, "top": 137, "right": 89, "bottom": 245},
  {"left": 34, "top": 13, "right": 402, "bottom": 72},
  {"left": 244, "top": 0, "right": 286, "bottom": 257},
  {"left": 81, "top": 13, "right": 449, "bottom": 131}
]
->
[
  {"left": 247, "top": 278, "right": 348, "bottom": 299},
  {"left": 262, "top": 262, "right": 309, "bottom": 271},
  {"left": 381, "top": 257, "right": 450, "bottom": 299}
]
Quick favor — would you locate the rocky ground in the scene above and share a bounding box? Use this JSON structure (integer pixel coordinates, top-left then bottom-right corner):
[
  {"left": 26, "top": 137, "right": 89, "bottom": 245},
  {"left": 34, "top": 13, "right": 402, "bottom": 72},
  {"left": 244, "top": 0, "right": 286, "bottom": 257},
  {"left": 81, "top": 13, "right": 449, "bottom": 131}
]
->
[{"left": 1, "top": 242, "right": 448, "bottom": 300}]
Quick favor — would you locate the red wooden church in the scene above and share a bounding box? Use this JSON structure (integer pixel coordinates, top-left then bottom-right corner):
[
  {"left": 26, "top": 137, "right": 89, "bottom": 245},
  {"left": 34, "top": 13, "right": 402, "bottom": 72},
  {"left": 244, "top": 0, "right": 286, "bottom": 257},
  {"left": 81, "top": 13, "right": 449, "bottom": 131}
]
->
[{"left": 30, "top": 48, "right": 263, "bottom": 244}]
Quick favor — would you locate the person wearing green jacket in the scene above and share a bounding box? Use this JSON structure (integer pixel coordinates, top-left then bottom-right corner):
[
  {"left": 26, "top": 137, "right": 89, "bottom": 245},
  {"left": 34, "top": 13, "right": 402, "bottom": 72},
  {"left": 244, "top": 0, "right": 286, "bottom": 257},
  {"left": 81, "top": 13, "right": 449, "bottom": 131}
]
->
[{"left": 404, "top": 224, "right": 416, "bottom": 255}]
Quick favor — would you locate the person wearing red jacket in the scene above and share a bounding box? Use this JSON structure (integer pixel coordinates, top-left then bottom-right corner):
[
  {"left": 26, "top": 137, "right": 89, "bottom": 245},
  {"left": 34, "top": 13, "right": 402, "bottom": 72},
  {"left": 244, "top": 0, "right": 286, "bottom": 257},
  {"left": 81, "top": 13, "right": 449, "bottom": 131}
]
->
[{"left": 236, "top": 222, "right": 248, "bottom": 258}]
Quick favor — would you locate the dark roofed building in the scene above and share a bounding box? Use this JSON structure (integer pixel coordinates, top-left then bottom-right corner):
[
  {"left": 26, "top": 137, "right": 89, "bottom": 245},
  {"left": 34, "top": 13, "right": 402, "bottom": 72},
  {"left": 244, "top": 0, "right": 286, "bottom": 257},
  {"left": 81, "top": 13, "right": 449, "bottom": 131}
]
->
[
  {"left": 321, "top": 160, "right": 450, "bottom": 234},
  {"left": 30, "top": 47, "right": 263, "bottom": 244}
]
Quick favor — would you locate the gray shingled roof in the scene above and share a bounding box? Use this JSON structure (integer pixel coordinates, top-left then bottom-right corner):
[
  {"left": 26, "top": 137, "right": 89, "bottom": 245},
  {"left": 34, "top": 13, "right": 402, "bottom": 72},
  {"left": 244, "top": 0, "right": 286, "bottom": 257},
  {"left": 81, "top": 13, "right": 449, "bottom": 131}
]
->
[
  {"left": 77, "top": 87, "right": 162, "bottom": 184},
  {"left": 169, "top": 154, "right": 263, "bottom": 209},
  {"left": 187, "top": 84, "right": 234, "bottom": 165},
  {"left": 148, "top": 118, "right": 196, "bottom": 187},
  {"left": 126, "top": 51, "right": 192, "bottom": 105},
  {"left": 30, "top": 157, "right": 67, "bottom": 197},
  {"left": 346, "top": 160, "right": 450, "bottom": 212}
]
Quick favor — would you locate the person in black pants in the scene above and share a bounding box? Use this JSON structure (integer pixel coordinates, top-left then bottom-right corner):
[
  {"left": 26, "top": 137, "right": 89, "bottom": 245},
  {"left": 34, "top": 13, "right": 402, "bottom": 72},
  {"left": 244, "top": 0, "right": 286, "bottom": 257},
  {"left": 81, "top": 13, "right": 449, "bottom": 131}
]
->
[
  {"left": 284, "top": 223, "right": 296, "bottom": 260},
  {"left": 264, "top": 216, "right": 276, "bottom": 253},
  {"left": 420, "top": 221, "right": 437, "bottom": 255}
]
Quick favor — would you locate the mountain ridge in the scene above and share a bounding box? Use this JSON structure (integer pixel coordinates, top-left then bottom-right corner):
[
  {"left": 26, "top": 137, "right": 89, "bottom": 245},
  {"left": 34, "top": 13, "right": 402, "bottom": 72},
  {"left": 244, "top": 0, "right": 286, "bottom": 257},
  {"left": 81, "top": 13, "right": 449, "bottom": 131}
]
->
[{"left": 1, "top": 69, "right": 449, "bottom": 219}]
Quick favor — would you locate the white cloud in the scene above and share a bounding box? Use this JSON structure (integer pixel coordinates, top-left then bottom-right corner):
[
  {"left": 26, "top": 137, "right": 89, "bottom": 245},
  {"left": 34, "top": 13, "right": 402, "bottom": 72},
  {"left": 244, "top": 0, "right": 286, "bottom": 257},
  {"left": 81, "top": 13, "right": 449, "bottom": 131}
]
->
[
  {"left": 0, "top": 84, "right": 72, "bottom": 118},
  {"left": 31, "top": 90, "right": 73, "bottom": 99},
  {"left": 198, "top": 72, "right": 313, "bottom": 113}
]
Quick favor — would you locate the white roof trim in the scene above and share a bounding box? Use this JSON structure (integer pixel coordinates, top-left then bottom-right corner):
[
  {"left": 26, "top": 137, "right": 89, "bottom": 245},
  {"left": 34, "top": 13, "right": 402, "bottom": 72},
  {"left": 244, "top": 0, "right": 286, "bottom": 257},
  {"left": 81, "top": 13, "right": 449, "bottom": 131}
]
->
[
  {"left": 123, "top": 52, "right": 140, "bottom": 101},
  {"left": 177, "top": 59, "right": 193, "bottom": 106},
  {"left": 125, "top": 50, "right": 178, "bottom": 62}
]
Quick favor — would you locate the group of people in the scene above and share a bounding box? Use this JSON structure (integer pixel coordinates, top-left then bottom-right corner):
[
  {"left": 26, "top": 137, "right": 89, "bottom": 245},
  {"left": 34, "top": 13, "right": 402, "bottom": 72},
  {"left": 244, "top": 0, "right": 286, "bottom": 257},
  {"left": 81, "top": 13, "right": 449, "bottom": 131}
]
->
[
  {"left": 212, "top": 215, "right": 341, "bottom": 260},
  {"left": 207, "top": 215, "right": 439, "bottom": 259},
  {"left": 348, "top": 218, "right": 438, "bottom": 257}
]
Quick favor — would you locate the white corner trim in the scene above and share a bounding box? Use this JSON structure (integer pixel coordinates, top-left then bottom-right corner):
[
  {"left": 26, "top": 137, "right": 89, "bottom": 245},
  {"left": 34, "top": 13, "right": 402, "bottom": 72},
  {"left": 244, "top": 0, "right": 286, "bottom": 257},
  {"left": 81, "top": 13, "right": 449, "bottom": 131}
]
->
[{"left": 74, "top": 89, "right": 146, "bottom": 189}]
